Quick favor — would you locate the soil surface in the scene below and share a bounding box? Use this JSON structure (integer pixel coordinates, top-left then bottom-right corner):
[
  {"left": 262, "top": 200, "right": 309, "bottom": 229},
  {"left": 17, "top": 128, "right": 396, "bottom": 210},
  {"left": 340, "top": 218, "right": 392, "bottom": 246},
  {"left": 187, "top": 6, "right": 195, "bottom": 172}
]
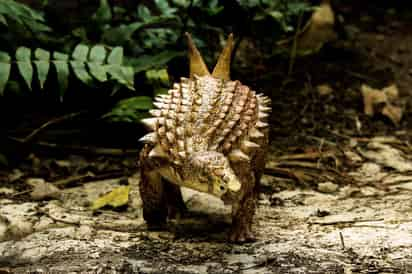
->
[{"left": 1, "top": 3, "right": 412, "bottom": 274}]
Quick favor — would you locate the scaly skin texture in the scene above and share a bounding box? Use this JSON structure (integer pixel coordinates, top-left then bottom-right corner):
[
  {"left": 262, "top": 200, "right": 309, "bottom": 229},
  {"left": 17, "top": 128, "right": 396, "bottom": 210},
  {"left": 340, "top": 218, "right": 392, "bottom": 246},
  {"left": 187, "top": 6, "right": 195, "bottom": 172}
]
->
[
  {"left": 139, "top": 76, "right": 270, "bottom": 242},
  {"left": 138, "top": 34, "right": 271, "bottom": 242}
]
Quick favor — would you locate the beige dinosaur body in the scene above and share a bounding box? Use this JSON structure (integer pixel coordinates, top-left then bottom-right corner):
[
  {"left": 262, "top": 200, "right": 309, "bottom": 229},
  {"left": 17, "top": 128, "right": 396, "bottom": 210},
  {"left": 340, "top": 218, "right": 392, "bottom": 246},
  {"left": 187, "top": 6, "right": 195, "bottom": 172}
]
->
[{"left": 139, "top": 33, "right": 271, "bottom": 242}]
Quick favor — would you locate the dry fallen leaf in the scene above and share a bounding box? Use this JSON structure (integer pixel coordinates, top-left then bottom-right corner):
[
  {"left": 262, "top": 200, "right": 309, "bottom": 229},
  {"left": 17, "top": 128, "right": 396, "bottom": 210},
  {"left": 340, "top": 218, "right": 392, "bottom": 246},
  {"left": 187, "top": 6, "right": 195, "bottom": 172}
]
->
[
  {"left": 382, "top": 104, "right": 402, "bottom": 126},
  {"left": 317, "top": 84, "right": 334, "bottom": 96},
  {"left": 297, "top": 0, "right": 337, "bottom": 54},
  {"left": 361, "top": 84, "right": 402, "bottom": 125},
  {"left": 361, "top": 84, "right": 387, "bottom": 116},
  {"left": 91, "top": 185, "right": 130, "bottom": 210}
]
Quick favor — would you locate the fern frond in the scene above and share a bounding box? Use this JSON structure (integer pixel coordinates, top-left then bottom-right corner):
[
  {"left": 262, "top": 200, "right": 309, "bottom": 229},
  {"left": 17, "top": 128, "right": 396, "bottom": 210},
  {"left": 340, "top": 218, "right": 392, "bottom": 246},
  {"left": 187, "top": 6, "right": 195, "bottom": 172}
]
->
[{"left": 0, "top": 44, "right": 135, "bottom": 98}]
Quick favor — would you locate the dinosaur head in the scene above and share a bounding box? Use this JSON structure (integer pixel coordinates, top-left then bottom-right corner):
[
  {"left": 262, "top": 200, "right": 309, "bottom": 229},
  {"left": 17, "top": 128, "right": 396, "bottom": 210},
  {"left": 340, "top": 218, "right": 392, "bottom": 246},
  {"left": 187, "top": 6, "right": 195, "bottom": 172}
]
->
[{"left": 181, "top": 151, "right": 241, "bottom": 198}]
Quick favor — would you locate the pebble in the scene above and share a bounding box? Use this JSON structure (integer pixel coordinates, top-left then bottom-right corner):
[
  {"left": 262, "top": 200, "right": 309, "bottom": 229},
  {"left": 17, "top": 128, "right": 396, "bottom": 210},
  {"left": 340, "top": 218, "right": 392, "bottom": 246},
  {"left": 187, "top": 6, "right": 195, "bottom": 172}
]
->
[{"left": 317, "top": 182, "right": 339, "bottom": 193}]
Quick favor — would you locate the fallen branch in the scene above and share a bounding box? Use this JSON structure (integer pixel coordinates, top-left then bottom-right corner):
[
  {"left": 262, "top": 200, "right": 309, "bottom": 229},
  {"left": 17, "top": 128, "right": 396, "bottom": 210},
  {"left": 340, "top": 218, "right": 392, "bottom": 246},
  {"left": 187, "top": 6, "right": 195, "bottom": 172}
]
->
[
  {"left": 308, "top": 218, "right": 384, "bottom": 226},
  {"left": 22, "top": 111, "right": 87, "bottom": 143},
  {"left": 8, "top": 137, "right": 139, "bottom": 156}
]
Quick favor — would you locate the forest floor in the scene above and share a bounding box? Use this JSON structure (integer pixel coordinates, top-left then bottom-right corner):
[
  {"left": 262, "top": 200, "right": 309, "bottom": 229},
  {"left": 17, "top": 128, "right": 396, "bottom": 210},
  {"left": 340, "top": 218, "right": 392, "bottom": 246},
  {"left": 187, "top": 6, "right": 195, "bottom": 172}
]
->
[{"left": 1, "top": 3, "right": 412, "bottom": 274}]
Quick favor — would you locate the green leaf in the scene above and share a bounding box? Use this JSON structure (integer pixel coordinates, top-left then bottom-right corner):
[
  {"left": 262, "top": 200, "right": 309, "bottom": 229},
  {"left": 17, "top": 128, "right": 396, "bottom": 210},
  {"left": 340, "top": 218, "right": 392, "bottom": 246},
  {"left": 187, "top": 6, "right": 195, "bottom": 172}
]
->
[
  {"left": 145, "top": 69, "right": 169, "bottom": 86},
  {"left": 91, "top": 185, "right": 130, "bottom": 210},
  {"left": 70, "top": 61, "right": 93, "bottom": 85},
  {"left": 52, "top": 52, "right": 69, "bottom": 99},
  {"left": 103, "top": 96, "right": 152, "bottom": 122},
  {"left": 88, "top": 63, "right": 107, "bottom": 82},
  {"left": 93, "top": 0, "right": 112, "bottom": 23},
  {"left": 90, "top": 45, "right": 106, "bottom": 63},
  {"left": 127, "top": 51, "right": 183, "bottom": 73},
  {"left": 16, "top": 47, "right": 33, "bottom": 90},
  {"left": 72, "top": 44, "right": 89, "bottom": 61},
  {"left": 0, "top": 51, "right": 11, "bottom": 96},
  {"left": 34, "top": 48, "right": 50, "bottom": 89},
  {"left": 121, "top": 96, "right": 153, "bottom": 110},
  {"left": 0, "top": 153, "right": 8, "bottom": 166},
  {"left": 137, "top": 5, "right": 152, "bottom": 22},
  {"left": 102, "top": 22, "right": 143, "bottom": 45},
  {"left": 155, "top": 0, "right": 177, "bottom": 16},
  {"left": 88, "top": 45, "right": 107, "bottom": 82},
  {"left": 0, "top": 14, "right": 7, "bottom": 26},
  {"left": 106, "top": 65, "right": 135, "bottom": 90},
  {"left": 107, "top": 47, "right": 123, "bottom": 65}
]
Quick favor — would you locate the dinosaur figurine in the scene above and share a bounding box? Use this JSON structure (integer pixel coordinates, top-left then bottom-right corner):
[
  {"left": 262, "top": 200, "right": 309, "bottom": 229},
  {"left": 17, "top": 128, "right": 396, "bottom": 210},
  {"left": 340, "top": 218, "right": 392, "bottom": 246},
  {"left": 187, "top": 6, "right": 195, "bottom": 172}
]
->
[{"left": 139, "top": 33, "right": 271, "bottom": 242}]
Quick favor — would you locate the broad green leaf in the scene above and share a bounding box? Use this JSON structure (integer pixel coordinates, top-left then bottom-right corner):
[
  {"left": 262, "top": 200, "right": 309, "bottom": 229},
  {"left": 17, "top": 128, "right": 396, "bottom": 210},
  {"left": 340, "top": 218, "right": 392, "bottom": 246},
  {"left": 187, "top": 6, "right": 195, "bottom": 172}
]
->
[
  {"left": 16, "top": 47, "right": 33, "bottom": 90},
  {"left": 102, "top": 22, "right": 142, "bottom": 45},
  {"left": 72, "top": 27, "right": 88, "bottom": 41},
  {"left": 137, "top": 5, "right": 152, "bottom": 22},
  {"left": 70, "top": 61, "right": 93, "bottom": 85},
  {"left": 52, "top": 52, "right": 69, "bottom": 99},
  {"left": 72, "top": 44, "right": 89, "bottom": 61},
  {"left": 106, "top": 65, "right": 135, "bottom": 90},
  {"left": 88, "top": 63, "right": 107, "bottom": 82},
  {"left": 27, "top": 20, "right": 52, "bottom": 32},
  {"left": 107, "top": 47, "right": 123, "bottom": 65},
  {"left": 91, "top": 185, "right": 130, "bottom": 210},
  {"left": 53, "top": 52, "right": 69, "bottom": 61},
  {"left": 5, "top": 0, "right": 44, "bottom": 21},
  {"left": 90, "top": 45, "right": 106, "bottom": 63},
  {"left": 93, "top": 0, "right": 112, "bottom": 23},
  {"left": 88, "top": 45, "right": 107, "bottom": 82},
  {"left": 35, "top": 48, "right": 50, "bottom": 60},
  {"left": 154, "top": 0, "right": 177, "bottom": 16},
  {"left": 0, "top": 14, "right": 7, "bottom": 26},
  {"left": 126, "top": 51, "right": 183, "bottom": 73},
  {"left": 119, "top": 96, "right": 153, "bottom": 110},
  {"left": 34, "top": 48, "right": 50, "bottom": 89},
  {"left": 0, "top": 51, "right": 11, "bottom": 96},
  {"left": 145, "top": 69, "right": 169, "bottom": 86}
]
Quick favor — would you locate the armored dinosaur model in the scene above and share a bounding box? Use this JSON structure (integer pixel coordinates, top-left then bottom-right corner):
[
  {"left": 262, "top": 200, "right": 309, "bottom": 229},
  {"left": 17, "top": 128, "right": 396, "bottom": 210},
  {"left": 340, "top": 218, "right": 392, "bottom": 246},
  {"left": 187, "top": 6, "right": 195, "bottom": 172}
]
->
[{"left": 139, "top": 33, "right": 271, "bottom": 242}]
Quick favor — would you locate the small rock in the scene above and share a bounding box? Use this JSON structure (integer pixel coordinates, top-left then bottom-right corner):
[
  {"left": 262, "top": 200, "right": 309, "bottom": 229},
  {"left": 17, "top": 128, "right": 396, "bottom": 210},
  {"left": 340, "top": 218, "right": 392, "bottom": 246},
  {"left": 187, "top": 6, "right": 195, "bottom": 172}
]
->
[
  {"left": 0, "top": 187, "right": 15, "bottom": 195},
  {"left": 317, "top": 84, "right": 333, "bottom": 96},
  {"left": 26, "top": 178, "right": 61, "bottom": 200},
  {"left": 54, "top": 160, "right": 71, "bottom": 168},
  {"left": 260, "top": 175, "right": 277, "bottom": 187},
  {"left": 317, "top": 182, "right": 339, "bottom": 193},
  {"left": 8, "top": 169, "right": 24, "bottom": 182}
]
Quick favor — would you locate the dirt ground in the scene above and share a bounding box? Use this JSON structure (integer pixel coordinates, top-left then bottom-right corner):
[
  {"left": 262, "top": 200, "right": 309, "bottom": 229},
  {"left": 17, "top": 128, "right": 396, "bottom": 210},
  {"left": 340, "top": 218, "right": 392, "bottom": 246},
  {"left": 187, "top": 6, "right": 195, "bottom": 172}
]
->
[{"left": 1, "top": 3, "right": 412, "bottom": 274}]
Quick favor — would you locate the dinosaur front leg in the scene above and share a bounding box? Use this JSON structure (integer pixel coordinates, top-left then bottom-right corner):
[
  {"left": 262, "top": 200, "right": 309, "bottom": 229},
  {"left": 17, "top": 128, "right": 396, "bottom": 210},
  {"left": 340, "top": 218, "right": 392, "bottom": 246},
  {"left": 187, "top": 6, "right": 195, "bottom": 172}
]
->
[
  {"left": 229, "top": 162, "right": 257, "bottom": 243},
  {"left": 230, "top": 192, "right": 257, "bottom": 242},
  {"left": 139, "top": 146, "right": 167, "bottom": 228},
  {"left": 164, "top": 181, "right": 187, "bottom": 219}
]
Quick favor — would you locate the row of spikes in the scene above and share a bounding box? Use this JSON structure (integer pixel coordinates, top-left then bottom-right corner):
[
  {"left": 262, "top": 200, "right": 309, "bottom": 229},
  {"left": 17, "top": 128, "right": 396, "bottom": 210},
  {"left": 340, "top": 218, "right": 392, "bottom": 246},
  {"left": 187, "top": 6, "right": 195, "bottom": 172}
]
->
[
  {"left": 222, "top": 93, "right": 271, "bottom": 162},
  {"left": 209, "top": 85, "right": 255, "bottom": 151},
  {"left": 139, "top": 93, "right": 271, "bottom": 164}
]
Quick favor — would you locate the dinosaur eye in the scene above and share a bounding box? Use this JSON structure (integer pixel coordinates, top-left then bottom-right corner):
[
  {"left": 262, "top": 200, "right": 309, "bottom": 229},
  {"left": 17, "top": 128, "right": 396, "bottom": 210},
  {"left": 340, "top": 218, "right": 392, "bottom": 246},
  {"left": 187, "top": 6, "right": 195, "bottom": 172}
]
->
[{"left": 220, "top": 185, "right": 226, "bottom": 191}]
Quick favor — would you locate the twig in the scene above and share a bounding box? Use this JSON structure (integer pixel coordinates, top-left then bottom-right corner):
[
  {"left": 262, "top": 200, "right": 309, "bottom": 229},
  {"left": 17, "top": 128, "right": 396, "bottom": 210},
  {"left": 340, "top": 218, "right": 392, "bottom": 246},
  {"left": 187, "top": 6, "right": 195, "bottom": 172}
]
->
[
  {"left": 339, "top": 231, "right": 345, "bottom": 250},
  {"left": 276, "top": 151, "right": 336, "bottom": 161},
  {"left": 343, "top": 69, "right": 379, "bottom": 83},
  {"left": 53, "top": 170, "right": 128, "bottom": 187},
  {"left": 309, "top": 218, "right": 384, "bottom": 226},
  {"left": 22, "top": 111, "right": 86, "bottom": 143},
  {"left": 8, "top": 137, "right": 138, "bottom": 156}
]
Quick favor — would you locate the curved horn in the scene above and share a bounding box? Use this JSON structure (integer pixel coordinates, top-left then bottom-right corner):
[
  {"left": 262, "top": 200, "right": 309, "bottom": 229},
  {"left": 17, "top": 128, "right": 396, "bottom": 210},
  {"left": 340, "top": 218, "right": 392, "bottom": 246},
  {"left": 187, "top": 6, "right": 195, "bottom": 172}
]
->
[
  {"left": 185, "top": 32, "right": 210, "bottom": 78},
  {"left": 212, "top": 33, "right": 234, "bottom": 80}
]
